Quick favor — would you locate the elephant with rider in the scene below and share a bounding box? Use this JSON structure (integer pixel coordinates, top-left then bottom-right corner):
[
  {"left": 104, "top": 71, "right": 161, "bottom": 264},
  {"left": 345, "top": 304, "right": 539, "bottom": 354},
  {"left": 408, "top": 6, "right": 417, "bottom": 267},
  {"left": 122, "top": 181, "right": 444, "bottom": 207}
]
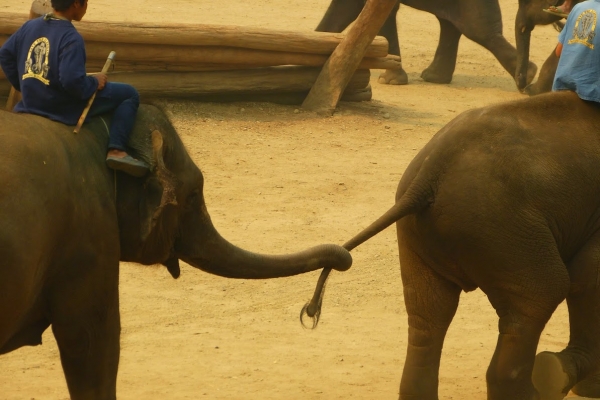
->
[
  {"left": 304, "top": 91, "right": 600, "bottom": 400},
  {"left": 0, "top": 105, "right": 351, "bottom": 399}
]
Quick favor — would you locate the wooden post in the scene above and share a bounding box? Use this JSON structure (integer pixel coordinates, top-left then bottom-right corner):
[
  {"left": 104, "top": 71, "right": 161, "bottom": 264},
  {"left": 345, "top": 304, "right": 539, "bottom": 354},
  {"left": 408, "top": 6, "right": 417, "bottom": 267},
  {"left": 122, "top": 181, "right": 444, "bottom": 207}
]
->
[
  {"left": 5, "top": 0, "right": 52, "bottom": 111},
  {"left": 302, "top": 0, "right": 398, "bottom": 115}
]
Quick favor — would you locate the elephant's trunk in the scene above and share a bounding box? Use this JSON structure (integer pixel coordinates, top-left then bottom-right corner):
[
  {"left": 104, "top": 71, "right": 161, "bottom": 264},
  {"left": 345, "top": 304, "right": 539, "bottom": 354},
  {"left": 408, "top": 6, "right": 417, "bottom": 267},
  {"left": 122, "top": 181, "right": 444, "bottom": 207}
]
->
[
  {"left": 515, "top": 8, "right": 533, "bottom": 91},
  {"left": 175, "top": 208, "right": 351, "bottom": 327},
  {"left": 177, "top": 209, "right": 351, "bottom": 280},
  {"left": 182, "top": 236, "right": 351, "bottom": 279}
]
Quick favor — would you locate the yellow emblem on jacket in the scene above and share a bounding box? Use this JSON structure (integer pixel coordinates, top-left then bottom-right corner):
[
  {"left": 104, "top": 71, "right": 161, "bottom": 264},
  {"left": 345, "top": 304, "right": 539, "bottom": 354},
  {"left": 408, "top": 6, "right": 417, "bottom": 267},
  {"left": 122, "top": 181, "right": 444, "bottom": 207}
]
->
[
  {"left": 22, "top": 37, "right": 50, "bottom": 85},
  {"left": 568, "top": 9, "right": 597, "bottom": 49}
]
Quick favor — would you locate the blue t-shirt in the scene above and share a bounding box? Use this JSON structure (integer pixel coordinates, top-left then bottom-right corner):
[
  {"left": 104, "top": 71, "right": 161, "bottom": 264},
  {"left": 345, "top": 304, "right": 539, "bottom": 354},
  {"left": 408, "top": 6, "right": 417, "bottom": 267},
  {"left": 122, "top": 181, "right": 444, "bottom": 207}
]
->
[
  {"left": 553, "top": 0, "right": 600, "bottom": 102},
  {"left": 0, "top": 16, "right": 99, "bottom": 125}
]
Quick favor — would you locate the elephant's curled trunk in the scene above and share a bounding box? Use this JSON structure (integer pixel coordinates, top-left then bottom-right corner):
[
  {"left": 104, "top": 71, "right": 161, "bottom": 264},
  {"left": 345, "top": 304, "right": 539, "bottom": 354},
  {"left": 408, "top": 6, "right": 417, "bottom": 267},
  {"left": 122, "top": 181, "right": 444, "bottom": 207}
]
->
[
  {"left": 301, "top": 190, "right": 430, "bottom": 329},
  {"left": 515, "top": 9, "right": 533, "bottom": 91}
]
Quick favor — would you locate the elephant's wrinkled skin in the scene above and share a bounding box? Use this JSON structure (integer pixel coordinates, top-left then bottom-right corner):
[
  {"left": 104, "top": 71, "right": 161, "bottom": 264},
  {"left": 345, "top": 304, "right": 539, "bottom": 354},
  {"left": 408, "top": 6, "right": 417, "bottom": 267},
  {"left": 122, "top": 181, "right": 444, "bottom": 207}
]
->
[
  {"left": 322, "top": 91, "right": 600, "bottom": 399},
  {"left": 316, "top": 0, "right": 538, "bottom": 87},
  {"left": 0, "top": 105, "right": 351, "bottom": 399}
]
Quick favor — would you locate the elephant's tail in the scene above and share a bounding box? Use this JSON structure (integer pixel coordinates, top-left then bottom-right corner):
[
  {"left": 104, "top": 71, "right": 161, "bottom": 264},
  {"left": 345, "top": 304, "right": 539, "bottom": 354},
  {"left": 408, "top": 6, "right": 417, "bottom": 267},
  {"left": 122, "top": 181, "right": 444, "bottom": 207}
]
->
[
  {"left": 343, "top": 183, "right": 432, "bottom": 251},
  {"left": 300, "top": 183, "right": 432, "bottom": 329}
]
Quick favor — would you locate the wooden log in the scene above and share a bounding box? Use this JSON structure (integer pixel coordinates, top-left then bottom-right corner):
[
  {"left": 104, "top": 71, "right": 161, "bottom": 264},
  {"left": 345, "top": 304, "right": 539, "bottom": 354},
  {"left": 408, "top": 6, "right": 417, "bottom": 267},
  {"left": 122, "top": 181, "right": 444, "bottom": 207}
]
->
[
  {"left": 302, "top": 0, "right": 398, "bottom": 115},
  {"left": 77, "top": 39, "right": 402, "bottom": 70},
  {"left": 106, "top": 66, "right": 370, "bottom": 100},
  {"left": 0, "top": 71, "right": 11, "bottom": 106},
  {"left": 0, "top": 78, "right": 11, "bottom": 95},
  {"left": 86, "top": 60, "right": 267, "bottom": 73},
  {"left": 0, "top": 12, "right": 389, "bottom": 58},
  {"left": 4, "top": 87, "right": 18, "bottom": 114},
  {"left": 340, "top": 85, "right": 372, "bottom": 102},
  {"left": 168, "top": 85, "right": 372, "bottom": 105},
  {"left": 80, "top": 40, "right": 390, "bottom": 66},
  {"left": 0, "top": 71, "right": 370, "bottom": 105},
  {"left": 82, "top": 53, "right": 402, "bottom": 73}
]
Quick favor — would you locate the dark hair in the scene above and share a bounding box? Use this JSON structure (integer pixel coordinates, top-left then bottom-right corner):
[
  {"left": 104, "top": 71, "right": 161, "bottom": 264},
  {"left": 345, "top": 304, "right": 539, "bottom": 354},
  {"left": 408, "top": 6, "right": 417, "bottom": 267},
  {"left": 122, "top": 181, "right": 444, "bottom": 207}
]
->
[{"left": 51, "top": 0, "right": 85, "bottom": 12}]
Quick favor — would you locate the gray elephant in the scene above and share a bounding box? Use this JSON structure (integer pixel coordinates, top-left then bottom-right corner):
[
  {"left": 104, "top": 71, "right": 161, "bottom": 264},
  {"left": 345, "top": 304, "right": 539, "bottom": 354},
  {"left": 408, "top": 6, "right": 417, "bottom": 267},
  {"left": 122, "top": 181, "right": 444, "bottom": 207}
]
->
[
  {"left": 514, "top": 0, "right": 583, "bottom": 90},
  {"left": 316, "top": 0, "right": 538, "bottom": 88},
  {"left": 0, "top": 105, "right": 352, "bottom": 399},
  {"left": 304, "top": 91, "right": 600, "bottom": 399}
]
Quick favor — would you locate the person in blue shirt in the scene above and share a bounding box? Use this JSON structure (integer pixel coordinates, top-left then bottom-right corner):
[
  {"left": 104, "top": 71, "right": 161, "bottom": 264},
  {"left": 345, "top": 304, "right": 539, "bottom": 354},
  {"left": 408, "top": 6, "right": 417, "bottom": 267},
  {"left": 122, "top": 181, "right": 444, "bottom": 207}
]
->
[
  {"left": 553, "top": 0, "right": 600, "bottom": 104},
  {"left": 0, "top": 0, "right": 149, "bottom": 177}
]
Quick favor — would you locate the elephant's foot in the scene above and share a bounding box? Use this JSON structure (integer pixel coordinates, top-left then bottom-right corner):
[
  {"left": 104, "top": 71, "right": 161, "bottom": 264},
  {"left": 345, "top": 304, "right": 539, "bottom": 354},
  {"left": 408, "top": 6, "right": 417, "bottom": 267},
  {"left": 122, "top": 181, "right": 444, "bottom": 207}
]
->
[
  {"left": 532, "top": 352, "right": 571, "bottom": 400},
  {"left": 420, "top": 66, "right": 453, "bottom": 84},
  {"left": 378, "top": 68, "right": 408, "bottom": 85},
  {"left": 572, "top": 370, "right": 600, "bottom": 398}
]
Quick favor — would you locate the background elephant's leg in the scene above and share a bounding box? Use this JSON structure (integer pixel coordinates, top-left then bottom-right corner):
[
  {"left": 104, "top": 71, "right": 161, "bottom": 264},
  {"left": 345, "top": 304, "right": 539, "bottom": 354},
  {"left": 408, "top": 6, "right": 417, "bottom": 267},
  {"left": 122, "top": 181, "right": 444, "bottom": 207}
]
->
[
  {"left": 420, "top": 18, "right": 461, "bottom": 84},
  {"left": 467, "top": 32, "right": 537, "bottom": 87},
  {"left": 398, "top": 245, "right": 461, "bottom": 400},
  {"left": 533, "top": 238, "right": 600, "bottom": 398},
  {"left": 483, "top": 258, "right": 570, "bottom": 400},
  {"left": 376, "top": 3, "right": 408, "bottom": 85},
  {"left": 50, "top": 264, "right": 120, "bottom": 400},
  {"left": 315, "top": 0, "right": 365, "bottom": 32}
]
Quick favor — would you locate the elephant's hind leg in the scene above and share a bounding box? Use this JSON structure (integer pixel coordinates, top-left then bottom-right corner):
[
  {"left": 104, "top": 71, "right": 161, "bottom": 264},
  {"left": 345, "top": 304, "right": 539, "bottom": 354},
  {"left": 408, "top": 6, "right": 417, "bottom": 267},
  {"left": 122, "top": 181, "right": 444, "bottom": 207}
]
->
[
  {"left": 533, "top": 235, "right": 600, "bottom": 399},
  {"left": 479, "top": 239, "right": 570, "bottom": 400},
  {"left": 397, "top": 243, "right": 461, "bottom": 400}
]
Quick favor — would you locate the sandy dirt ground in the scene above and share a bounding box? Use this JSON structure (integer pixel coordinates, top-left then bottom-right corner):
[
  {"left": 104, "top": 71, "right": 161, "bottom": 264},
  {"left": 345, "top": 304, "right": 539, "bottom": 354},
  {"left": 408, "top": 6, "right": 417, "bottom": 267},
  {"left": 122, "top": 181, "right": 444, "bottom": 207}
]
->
[{"left": 0, "top": 0, "right": 595, "bottom": 399}]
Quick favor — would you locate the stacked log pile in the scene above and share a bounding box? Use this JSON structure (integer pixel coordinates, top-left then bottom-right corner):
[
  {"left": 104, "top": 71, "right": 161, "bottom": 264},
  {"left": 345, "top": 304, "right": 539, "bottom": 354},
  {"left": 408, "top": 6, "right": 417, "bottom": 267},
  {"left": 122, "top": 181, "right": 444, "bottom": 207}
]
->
[{"left": 0, "top": 11, "right": 400, "bottom": 104}]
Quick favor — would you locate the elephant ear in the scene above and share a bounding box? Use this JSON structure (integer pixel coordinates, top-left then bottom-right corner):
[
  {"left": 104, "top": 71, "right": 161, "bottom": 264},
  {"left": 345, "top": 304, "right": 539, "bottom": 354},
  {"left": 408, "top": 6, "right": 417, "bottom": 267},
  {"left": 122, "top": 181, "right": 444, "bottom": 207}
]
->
[{"left": 139, "top": 130, "right": 180, "bottom": 266}]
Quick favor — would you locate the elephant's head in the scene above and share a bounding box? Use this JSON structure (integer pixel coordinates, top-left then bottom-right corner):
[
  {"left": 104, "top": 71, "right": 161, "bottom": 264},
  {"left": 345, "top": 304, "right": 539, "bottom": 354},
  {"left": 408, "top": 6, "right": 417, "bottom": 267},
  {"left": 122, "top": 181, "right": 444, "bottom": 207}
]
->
[{"left": 110, "top": 105, "right": 351, "bottom": 286}]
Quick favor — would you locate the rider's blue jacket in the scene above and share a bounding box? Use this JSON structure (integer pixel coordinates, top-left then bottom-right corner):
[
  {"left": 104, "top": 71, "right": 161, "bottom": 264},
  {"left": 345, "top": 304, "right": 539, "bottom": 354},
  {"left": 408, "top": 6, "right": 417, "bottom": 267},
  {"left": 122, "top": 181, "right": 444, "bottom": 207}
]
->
[
  {"left": 553, "top": 0, "right": 600, "bottom": 103},
  {"left": 0, "top": 15, "right": 99, "bottom": 125}
]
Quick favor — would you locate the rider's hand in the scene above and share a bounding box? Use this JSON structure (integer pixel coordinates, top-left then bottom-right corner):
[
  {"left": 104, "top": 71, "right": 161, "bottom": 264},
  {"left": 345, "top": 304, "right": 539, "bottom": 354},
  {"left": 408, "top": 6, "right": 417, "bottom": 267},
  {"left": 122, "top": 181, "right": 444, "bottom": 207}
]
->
[{"left": 94, "top": 73, "right": 108, "bottom": 91}]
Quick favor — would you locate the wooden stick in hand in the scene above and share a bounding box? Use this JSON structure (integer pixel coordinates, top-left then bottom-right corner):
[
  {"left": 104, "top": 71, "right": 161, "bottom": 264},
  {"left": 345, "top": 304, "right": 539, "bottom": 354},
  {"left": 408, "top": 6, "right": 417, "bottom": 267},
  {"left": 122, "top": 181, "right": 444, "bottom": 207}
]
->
[{"left": 73, "top": 51, "right": 116, "bottom": 134}]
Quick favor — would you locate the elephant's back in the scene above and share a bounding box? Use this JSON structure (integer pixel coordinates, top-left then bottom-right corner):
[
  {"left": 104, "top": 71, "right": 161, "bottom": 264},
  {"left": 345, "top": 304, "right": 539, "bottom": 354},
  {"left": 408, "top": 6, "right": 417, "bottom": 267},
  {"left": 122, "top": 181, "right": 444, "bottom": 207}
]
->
[
  {"left": 0, "top": 110, "right": 115, "bottom": 244},
  {"left": 398, "top": 91, "right": 600, "bottom": 264},
  {"left": 409, "top": 91, "right": 600, "bottom": 188}
]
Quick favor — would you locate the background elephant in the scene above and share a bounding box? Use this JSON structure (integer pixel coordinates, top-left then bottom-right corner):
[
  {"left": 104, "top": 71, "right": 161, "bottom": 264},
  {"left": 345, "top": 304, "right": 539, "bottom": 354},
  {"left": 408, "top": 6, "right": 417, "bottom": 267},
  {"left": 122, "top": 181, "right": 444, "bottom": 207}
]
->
[
  {"left": 0, "top": 105, "right": 351, "bottom": 399},
  {"left": 305, "top": 91, "right": 600, "bottom": 399},
  {"left": 513, "top": 0, "right": 583, "bottom": 90},
  {"left": 316, "top": 0, "right": 538, "bottom": 88}
]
